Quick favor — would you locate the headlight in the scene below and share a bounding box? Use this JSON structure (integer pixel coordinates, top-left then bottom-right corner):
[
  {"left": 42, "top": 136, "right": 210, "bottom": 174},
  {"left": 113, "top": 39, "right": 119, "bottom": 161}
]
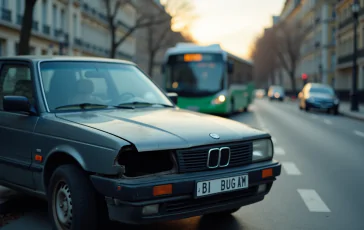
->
[
  {"left": 211, "top": 94, "right": 226, "bottom": 104},
  {"left": 253, "top": 139, "right": 273, "bottom": 162},
  {"left": 307, "top": 97, "right": 315, "bottom": 102}
]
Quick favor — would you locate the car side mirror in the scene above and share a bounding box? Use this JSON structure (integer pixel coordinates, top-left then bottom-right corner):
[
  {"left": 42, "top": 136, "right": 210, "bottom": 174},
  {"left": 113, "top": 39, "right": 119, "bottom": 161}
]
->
[
  {"left": 167, "top": 92, "right": 178, "bottom": 104},
  {"left": 3, "top": 96, "right": 35, "bottom": 114}
]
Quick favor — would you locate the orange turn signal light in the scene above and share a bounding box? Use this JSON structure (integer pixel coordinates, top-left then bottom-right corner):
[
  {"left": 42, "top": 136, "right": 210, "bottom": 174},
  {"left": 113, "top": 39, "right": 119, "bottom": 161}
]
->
[
  {"left": 35, "top": 155, "right": 43, "bottom": 162},
  {"left": 262, "top": 168, "right": 273, "bottom": 178},
  {"left": 153, "top": 184, "right": 172, "bottom": 196}
]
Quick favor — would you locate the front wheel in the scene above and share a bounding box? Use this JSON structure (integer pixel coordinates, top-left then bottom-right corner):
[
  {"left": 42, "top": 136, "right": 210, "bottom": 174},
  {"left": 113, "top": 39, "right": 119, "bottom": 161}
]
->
[{"left": 48, "top": 164, "right": 101, "bottom": 230}]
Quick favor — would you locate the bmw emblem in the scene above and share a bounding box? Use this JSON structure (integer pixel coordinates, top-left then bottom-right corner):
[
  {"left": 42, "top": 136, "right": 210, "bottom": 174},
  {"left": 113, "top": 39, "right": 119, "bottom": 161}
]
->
[{"left": 209, "top": 133, "right": 220, "bottom": 139}]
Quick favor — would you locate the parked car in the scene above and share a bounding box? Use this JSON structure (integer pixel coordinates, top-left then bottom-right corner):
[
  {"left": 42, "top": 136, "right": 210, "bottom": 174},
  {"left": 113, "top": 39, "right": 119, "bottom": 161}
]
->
[
  {"left": 267, "top": 85, "right": 285, "bottom": 101},
  {"left": 255, "top": 89, "right": 266, "bottom": 99},
  {"left": 298, "top": 83, "right": 339, "bottom": 114},
  {"left": 0, "top": 56, "right": 281, "bottom": 229}
]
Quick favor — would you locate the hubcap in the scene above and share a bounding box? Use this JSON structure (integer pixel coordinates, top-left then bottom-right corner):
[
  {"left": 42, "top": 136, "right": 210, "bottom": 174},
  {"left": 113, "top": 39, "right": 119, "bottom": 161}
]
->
[{"left": 53, "top": 181, "right": 73, "bottom": 230}]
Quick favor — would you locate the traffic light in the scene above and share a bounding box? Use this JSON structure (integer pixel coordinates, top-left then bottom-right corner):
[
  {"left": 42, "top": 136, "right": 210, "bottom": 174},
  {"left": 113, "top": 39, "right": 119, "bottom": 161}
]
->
[{"left": 301, "top": 73, "right": 308, "bottom": 85}]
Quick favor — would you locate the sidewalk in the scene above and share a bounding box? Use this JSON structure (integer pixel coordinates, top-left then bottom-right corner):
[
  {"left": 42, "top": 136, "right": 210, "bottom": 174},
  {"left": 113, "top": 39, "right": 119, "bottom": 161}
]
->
[{"left": 339, "top": 102, "right": 364, "bottom": 121}]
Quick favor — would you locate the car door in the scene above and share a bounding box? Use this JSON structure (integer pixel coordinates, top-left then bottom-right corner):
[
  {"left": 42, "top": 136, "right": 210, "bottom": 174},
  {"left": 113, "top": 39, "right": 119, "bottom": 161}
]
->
[{"left": 0, "top": 62, "right": 39, "bottom": 189}]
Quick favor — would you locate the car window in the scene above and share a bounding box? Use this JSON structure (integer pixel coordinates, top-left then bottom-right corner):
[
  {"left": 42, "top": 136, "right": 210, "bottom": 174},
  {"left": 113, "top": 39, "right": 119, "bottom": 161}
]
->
[
  {"left": 309, "top": 87, "right": 334, "bottom": 95},
  {"left": 39, "top": 61, "right": 173, "bottom": 111},
  {"left": 0, "top": 64, "right": 34, "bottom": 110}
]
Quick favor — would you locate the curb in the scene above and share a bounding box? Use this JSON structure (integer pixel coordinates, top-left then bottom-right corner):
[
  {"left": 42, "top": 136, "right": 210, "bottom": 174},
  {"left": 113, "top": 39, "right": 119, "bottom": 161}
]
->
[{"left": 340, "top": 111, "right": 364, "bottom": 122}]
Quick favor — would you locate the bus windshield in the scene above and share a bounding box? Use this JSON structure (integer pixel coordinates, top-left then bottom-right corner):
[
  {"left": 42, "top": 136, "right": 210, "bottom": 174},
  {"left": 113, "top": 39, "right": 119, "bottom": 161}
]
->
[{"left": 165, "top": 54, "right": 225, "bottom": 97}]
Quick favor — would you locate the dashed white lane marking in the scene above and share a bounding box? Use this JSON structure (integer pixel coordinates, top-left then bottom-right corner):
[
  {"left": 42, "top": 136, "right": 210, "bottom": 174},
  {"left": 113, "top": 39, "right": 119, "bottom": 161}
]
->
[
  {"left": 274, "top": 147, "right": 286, "bottom": 155},
  {"left": 323, "top": 119, "right": 332, "bottom": 125},
  {"left": 297, "top": 189, "right": 331, "bottom": 213},
  {"left": 281, "top": 162, "right": 301, "bottom": 175},
  {"left": 354, "top": 130, "right": 364, "bottom": 138},
  {"left": 255, "top": 113, "right": 266, "bottom": 129},
  {"left": 271, "top": 137, "right": 277, "bottom": 144}
]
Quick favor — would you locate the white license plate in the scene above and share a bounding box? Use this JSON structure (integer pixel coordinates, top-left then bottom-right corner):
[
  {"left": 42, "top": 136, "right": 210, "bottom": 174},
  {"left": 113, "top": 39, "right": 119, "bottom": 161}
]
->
[{"left": 196, "top": 175, "right": 249, "bottom": 197}]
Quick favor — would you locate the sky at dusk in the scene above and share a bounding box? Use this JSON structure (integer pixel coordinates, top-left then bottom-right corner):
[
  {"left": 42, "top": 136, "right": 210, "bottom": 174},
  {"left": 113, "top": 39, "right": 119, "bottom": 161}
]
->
[{"left": 182, "top": 0, "right": 286, "bottom": 60}]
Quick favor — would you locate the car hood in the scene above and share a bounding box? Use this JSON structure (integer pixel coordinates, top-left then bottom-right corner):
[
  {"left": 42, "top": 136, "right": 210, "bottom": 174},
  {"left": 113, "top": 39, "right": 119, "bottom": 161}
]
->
[{"left": 56, "top": 108, "right": 268, "bottom": 152}]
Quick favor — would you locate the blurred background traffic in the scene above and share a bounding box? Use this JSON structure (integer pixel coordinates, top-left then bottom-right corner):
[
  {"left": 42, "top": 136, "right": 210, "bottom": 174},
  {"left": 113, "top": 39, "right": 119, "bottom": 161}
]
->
[{"left": 0, "top": 0, "right": 364, "bottom": 229}]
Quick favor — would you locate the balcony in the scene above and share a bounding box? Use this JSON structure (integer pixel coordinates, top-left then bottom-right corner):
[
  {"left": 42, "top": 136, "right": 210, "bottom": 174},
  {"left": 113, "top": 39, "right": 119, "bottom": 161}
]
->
[
  {"left": 337, "top": 48, "right": 364, "bottom": 65},
  {"left": 339, "top": 17, "right": 353, "bottom": 30},
  {"left": 0, "top": 8, "right": 12, "bottom": 22},
  {"left": 43, "top": 25, "right": 50, "bottom": 35},
  {"left": 74, "top": 38, "right": 83, "bottom": 46},
  {"left": 54, "top": 29, "right": 63, "bottom": 38}
]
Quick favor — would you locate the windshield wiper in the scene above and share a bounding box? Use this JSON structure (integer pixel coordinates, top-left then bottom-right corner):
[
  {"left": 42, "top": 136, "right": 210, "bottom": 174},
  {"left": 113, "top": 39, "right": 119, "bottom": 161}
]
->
[
  {"left": 55, "top": 103, "right": 134, "bottom": 110},
  {"left": 116, "top": 101, "right": 174, "bottom": 108}
]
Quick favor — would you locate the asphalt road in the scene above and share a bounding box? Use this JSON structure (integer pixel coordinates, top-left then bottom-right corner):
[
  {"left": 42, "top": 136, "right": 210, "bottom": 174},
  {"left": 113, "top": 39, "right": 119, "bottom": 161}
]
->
[{"left": 2, "top": 98, "right": 364, "bottom": 230}]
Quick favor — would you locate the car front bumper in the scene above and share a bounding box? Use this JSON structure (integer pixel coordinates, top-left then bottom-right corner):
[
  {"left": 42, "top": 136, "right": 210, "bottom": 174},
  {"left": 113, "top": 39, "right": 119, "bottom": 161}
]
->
[
  {"left": 306, "top": 101, "right": 338, "bottom": 110},
  {"left": 90, "top": 160, "right": 281, "bottom": 224}
]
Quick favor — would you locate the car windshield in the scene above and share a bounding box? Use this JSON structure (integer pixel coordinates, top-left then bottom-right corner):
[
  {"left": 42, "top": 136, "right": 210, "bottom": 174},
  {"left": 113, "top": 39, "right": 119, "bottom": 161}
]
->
[
  {"left": 165, "top": 62, "right": 224, "bottom": 97},
  {"left": 309, "top": 87, "right": 334, "bottom": 95},
  {"left": 39, "top": 61, "right": 173, "bottom": 111}
]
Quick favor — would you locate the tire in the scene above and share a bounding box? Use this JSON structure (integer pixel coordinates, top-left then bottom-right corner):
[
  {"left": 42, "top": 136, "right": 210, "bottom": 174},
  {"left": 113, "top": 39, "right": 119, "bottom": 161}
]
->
[
  {"left": 48, "top": 164, "right": 100, "bottom": 230},
  {"left": 230, "top": 99, "right": 235, "bottom": 115},
  {"left": 333, "top": 107, "right": 339, "bottom": 115},
  {"left": 305, "top": 103, "right": 310, "bottom": 112}
]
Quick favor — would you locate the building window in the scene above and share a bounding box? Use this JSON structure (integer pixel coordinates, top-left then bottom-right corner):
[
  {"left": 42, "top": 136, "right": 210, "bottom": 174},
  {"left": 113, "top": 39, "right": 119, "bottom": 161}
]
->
[
  {"left": 73, "top": 14, "right": 77, "bottom": 37},
  {"left": 60, "top": 9, "right": 65, "bottom": 31},
  {"left": 52, "top": 4, "right": 57, "bottom": 30},
  {"left": 0, "top": 40, "right": 3, "bottom": 56},
  {"left": 42, "top": 0, "right": 47, "bottom": 25}
]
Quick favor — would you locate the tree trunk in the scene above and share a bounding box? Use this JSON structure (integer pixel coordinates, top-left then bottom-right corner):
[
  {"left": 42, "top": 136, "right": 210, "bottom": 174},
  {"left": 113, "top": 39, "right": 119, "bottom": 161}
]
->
[
  {"left": 289, "top": 72, "right": 296, "bottom": 95},
  {"left": 148, "top": 51, "right": 155, "bottom": 77},
  {"left": 18, "top": 0, "right": 37, "bottom": 55},
  {"left": 270, "top": 72, "right": 275, "bottom": 85},
  {"left": 110, "top": 27, "right": 116, "bottom": 58}
]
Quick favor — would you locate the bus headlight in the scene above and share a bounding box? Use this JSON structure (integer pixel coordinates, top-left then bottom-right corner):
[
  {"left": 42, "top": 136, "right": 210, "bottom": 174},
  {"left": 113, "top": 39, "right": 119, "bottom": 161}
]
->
[
  {"left": 211, "top": 95, "right": 226, "bottom": 105},
  {"left": 253, "top": 139, "right": 273, "bottom": 162}
]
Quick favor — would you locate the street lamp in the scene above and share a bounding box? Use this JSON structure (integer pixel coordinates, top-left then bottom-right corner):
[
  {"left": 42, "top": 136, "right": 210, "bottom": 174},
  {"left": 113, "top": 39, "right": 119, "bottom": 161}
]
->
[{"left": 351, "top": 0, "right": 360, "bottom": 111}]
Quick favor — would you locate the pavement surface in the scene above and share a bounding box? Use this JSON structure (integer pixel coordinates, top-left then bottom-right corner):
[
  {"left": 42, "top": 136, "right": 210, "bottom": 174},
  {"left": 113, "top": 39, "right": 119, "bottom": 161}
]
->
[{"left": 1, "top": 98, "right": 364, "bottom": 229}]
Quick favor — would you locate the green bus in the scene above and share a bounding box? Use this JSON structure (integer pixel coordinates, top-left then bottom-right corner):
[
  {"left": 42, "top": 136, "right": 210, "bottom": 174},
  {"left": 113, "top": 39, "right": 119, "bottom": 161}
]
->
[{"left": 162, "top": 43, "right": 254, "bottom": 116}]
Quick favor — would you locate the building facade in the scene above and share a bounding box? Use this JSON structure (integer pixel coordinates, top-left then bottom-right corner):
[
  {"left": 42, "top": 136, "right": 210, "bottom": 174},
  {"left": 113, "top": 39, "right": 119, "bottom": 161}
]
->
[
  {"left": 336, "top": 0, "right": 364, "bottom": 100},
  {"left": 0, "top": 0, "right": 136, "bottom": 59},
  {"left": 276, "top": 0, "right": 337, "bottom": 92}
]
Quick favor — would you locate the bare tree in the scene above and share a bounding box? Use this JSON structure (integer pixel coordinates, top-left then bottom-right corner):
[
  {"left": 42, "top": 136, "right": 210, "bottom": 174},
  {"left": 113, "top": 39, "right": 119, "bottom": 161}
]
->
[
  {"left": 103, "top": 0, "right": 170, "bottom": 58},
  {"left": 18, "top": 0, "right": 37, "bottom": 55},
  {"left": 250, "top": 29, "right": 278, "bottom": 88},
  {"left": 274, "top": 21, "right": 304, "bottom": 94},
  {"left": 145, "top": 0, "right": 196, "bottom": 76}
]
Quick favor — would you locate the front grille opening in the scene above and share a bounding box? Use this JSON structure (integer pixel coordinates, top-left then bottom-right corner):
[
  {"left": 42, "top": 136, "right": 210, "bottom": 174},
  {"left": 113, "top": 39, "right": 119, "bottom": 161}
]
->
[
  {"left": 176, "top": 142, "right": 253, "bottom": 173},
  {"left": 117, "top": 149, "right": 175, "bottom": 177}
]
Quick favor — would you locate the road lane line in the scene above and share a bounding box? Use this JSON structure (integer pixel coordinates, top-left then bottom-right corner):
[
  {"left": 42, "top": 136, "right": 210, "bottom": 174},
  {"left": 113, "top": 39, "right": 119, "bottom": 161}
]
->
[
  {"left": 297, "top": 189, "right": 331, "bottom": 213},
  {"left": 274, "top": 147, "right": 285, "bottom": 155},
  {"left": 354, "top": 130, "right": 364, "bottom": 138},
  {"left": 281, "top": 162, "right": 301, "bottom": 175},
  {"left": 323, "top": 119, "right": 332, "bottom": 125}
]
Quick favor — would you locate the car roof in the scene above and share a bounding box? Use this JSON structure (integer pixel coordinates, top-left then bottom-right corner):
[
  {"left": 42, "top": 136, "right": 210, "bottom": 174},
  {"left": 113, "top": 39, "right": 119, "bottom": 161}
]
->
[{"left": 0, "top": 55, "right": 135, "bottom": 65}]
